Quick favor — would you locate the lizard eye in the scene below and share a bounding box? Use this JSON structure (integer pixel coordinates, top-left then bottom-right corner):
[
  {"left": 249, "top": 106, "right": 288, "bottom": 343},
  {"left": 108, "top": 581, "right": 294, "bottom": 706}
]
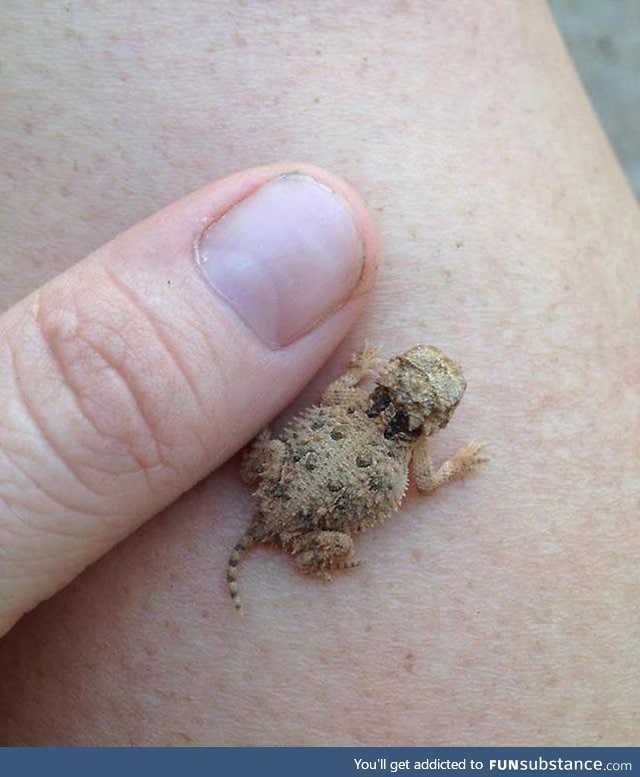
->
[
  {"left": 367, "top": 386, "right": 392, "bottom": 417},
  {"left": 407, "top": 414, "right": 423, "bottom": 435},
  {"left": 384, "top": 410, "right": 423, "bottom": 440}
]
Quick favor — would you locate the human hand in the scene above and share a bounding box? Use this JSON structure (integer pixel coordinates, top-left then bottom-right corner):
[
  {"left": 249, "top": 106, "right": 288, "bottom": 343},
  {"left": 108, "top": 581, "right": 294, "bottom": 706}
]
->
[{"left": 0, "top": 163, "right": 377, "bottom": 638}]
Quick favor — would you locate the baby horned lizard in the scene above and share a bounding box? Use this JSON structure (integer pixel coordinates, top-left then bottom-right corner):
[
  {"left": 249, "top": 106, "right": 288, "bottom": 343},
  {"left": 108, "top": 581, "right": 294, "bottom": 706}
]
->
[{"left": 227, "top": 345, "right": 488, "bottom": 614}]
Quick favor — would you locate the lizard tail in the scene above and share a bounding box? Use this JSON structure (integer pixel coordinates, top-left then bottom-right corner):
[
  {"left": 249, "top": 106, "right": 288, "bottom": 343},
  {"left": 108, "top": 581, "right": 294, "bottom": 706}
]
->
[{"left": 227, "top": 530, "right": 257, "bottom": 616}]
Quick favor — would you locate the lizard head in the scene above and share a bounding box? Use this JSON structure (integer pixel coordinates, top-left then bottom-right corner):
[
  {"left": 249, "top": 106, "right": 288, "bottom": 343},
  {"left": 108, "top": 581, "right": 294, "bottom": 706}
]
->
[{"left": 366, "top": 345, "right": 466, "bottom": 441}]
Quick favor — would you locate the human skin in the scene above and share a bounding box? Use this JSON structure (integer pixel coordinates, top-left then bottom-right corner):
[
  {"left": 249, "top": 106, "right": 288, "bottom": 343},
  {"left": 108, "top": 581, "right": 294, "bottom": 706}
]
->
[{"left": 0, "top": 0, "right": 638, "bottom": 745}]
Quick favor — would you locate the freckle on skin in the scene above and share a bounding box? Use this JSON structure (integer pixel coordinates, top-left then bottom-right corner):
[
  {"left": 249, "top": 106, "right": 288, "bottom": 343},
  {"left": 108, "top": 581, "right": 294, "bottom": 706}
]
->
[{"left": 403, "top": 651, "right": 415, "bottom": 672}]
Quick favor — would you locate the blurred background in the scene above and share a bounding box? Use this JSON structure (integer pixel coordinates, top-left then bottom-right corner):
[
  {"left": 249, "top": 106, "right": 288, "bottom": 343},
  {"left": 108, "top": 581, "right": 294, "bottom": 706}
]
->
[{"left": 550, "top": 0, "right": 640, "bottom": 198}]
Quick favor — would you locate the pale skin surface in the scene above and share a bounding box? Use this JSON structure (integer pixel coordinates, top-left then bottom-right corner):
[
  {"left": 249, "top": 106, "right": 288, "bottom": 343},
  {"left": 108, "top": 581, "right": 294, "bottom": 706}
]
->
[{"left": 0, "top": 0, "right": 638, "bottom": 745}]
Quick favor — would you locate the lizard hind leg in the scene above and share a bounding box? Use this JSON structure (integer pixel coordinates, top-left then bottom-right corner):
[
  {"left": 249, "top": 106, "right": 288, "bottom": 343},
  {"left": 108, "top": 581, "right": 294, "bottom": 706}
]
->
[
  {"left": 293, "top": 530, "right": 362, "bottom": 581},
  {"left": 240, "top": 431, "right": 286, "bottom": 484},
  {"left": 227, "top": 529, "right": 258, "bottom": 616}
]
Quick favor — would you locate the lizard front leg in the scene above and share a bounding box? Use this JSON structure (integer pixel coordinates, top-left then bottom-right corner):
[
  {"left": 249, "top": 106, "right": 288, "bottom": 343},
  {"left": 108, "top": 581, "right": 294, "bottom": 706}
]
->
[
  {"left": 412, "top": 436, "right": 489, "bottom": 494},
  {"left": 321, "top": 345, "right": 381, "bottom": 407}
]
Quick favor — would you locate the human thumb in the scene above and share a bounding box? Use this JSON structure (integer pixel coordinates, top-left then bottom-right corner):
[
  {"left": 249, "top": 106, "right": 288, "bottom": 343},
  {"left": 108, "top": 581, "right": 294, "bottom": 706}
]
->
[{"left": 0, "top": 163, "right": 377, "bottom": 636}]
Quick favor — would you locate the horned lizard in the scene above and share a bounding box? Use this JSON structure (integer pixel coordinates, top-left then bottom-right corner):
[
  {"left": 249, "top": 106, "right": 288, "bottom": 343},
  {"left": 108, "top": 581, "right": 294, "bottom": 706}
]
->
[{"left": 227, "top": 345, "right": 488, "bottom": 614}]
